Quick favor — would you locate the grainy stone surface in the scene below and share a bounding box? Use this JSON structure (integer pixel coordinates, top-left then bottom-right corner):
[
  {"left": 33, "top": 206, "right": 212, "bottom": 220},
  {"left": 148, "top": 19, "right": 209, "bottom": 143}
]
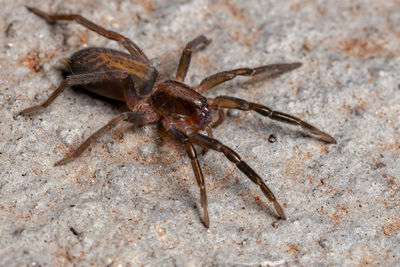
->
[{"left": 1, "top": 0, "right": 399, "bottom": 266}]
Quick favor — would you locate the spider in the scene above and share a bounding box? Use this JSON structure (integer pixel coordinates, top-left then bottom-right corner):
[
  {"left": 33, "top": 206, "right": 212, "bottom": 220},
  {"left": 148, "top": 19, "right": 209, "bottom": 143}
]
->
[{"left": 19, "top": 6, "right": 336, "bottom": 228}]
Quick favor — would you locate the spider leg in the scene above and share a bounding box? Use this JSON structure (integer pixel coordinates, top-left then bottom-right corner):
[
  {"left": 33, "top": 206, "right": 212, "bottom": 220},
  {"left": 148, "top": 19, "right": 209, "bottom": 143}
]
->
[
  {"left": 170, "top": 128, "right": 210, "bottom": 228},
  {"left": 54, "top": 112, "right": 148, "bottom": 166},
  {"left": 210, "top": 96, "right": 336, "bottom": 143},
  {"left": 188, "top": 132, "right": 287, "bottom": 220},
  {"left": 18, "top": 70, "right": 130, "bottom": 115},
  {"left": 200, "top": 126, "right": 214, "bottom": 155},
  {"left": 195, "top": 62, "right": 301, "bottom": 94},
  {"left": 210, "top": 104, "right": 225, "bottom": 128},
  {"left": 122, "top": 76, "right": 139, "bottom": 110},
  {"left": 185, "top": 142, "right": 210, "bottom": 228},
  {"left": 175, "top": 35, "right": 211, "bottom": 82},
  {"left": 25, "top": 6, "right": 149, "bottom": 61}
]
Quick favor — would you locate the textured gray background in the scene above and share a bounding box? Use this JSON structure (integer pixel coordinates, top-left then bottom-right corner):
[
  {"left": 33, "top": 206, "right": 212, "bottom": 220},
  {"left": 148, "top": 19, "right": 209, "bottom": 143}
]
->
[{"left": 1, "top": 0, "right": 399, "bottom": 266}]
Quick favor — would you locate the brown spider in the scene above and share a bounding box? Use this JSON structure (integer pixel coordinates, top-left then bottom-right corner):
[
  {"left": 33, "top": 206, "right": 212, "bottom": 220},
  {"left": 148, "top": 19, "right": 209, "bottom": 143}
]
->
[{"left": 19, "top": 6, "right": 336, "bottom": 228}]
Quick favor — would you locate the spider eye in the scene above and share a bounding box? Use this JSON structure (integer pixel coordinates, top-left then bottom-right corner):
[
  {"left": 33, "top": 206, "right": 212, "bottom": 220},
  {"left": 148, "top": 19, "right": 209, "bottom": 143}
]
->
[{"left": 197, "top": 97, "right": 207, "bottom": 108}]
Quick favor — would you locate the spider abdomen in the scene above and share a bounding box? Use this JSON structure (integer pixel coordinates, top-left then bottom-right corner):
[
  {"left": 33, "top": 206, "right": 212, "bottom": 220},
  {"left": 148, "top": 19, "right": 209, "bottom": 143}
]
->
[{"left": 68, "top": 47, "right": 157, "bottom": 100}]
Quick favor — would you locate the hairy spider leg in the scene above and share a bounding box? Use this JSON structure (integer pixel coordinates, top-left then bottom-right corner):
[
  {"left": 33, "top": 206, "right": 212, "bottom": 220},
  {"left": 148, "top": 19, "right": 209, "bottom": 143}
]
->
[
  {"left": 210, "top": 96, "right": 336, "bottom": 143},
  {"left": 175, "top": 35, "right": 211, "bottom": 82},
  {"left": 18, "top": 70, "right": 131, "bottom": 115},
  {"left": 188, "top": 132, "right": 287, "bottom": 220},
  {"left": 185, "top": 142, "right": 210, "bottom": 228},
  {"left": 26, "top": 6, "right": 149, "bottom": 61},
  {"left": 170, "top": 127, "right": 210, "bottom": 227},
  {"left": 195, "top": 63, "right": 302, "bottom": 94},
  {"left": 55, "top": 112, "right": 149, "bottom": 166}
]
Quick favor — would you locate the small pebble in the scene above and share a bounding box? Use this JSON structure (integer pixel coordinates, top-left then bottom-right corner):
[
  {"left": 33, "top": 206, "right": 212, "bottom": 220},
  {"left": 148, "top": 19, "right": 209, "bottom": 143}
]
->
[{"left": 268, "top": 134, "right": 277, "bottom": 143}]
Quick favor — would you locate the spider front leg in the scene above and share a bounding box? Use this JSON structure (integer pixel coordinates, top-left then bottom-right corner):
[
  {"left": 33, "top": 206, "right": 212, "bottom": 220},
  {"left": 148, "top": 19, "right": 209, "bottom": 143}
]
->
[
  {"left": 210, "top": 105, "right": 225, "bottom": 128},
  {"left": 185, "top": 142, "right": 210, "bottom": 228},
  {"left": 210, "top": 96, "right": 336, "bottom": 143},
  {"left": 18, "top": 70, "right": 131, "bottom": 115},
  {"left": 55, "top": 111, "right": 148, "bottom": 166},
  {"left": 188, "top": 132, "right": 287, "bottom": 220},
  {"left": 195, "top": 62, "right": 302, "bottom": 94},
  {"left": 26, "top": 6, "right": 149, "bottom": 61},
  {"left": 170, "top": 128, "right": 210, "bottom": 228},
  {"left": 175, "top": 35, "right": 211, "bottom": 82}
]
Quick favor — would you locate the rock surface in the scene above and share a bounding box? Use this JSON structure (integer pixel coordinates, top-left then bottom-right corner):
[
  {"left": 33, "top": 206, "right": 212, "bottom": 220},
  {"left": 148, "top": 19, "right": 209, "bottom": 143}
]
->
[{"left": 1, "top": 0, "right": 399, "bottom": 266}]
